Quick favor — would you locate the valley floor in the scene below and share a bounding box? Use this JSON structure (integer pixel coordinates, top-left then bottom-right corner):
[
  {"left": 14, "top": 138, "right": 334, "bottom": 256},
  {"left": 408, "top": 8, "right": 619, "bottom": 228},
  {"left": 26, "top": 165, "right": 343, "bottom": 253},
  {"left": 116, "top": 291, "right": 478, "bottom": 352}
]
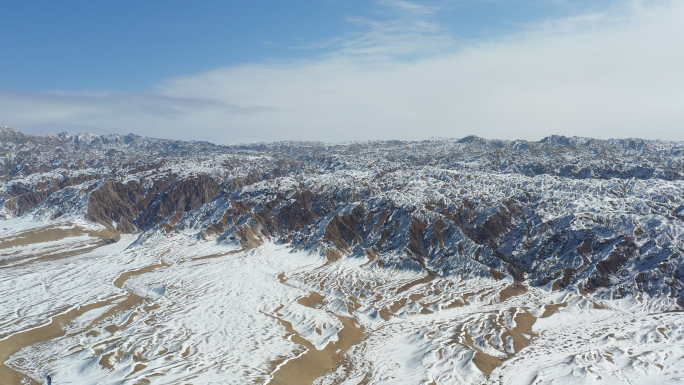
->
[{"left": 1, "top": 219, "right": 683, "bottom": 385}]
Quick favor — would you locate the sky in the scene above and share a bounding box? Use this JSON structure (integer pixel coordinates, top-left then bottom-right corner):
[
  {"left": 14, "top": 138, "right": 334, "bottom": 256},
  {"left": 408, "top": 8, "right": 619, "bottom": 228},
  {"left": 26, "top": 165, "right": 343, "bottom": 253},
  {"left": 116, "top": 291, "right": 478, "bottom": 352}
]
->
[{"left": 1, "top": 0, "right": 683, "bottom": 144}]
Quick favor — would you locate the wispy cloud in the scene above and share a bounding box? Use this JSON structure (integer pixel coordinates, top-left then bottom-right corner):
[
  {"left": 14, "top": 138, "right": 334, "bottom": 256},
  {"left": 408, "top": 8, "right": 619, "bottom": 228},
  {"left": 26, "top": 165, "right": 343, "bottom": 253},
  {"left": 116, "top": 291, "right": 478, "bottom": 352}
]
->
[
  {"left": 0, "top": 90, "right": 274, "bottom": 140},
  {"left": 301, "top": 0, "right": 448, "bottom": 58},
  {"left": 2, "top": 0, "right": 684, "bottom": 143},
  {"left": 376, "top": 0, "right": 437, "bottom": 15}
]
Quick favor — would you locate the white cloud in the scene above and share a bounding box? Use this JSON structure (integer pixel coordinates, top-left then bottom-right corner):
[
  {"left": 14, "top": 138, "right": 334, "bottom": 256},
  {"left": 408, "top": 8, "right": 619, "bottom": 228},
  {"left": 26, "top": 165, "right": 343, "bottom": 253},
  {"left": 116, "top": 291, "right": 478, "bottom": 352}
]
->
[
  {"left": 2, "top": 0, "right": 684, "bottom": 143},
  {"left": 0, "top": 90, "right": 274, "bottom": 141},
  {"left": 376, "top": 0, "right": 437, "bottom": 15}
]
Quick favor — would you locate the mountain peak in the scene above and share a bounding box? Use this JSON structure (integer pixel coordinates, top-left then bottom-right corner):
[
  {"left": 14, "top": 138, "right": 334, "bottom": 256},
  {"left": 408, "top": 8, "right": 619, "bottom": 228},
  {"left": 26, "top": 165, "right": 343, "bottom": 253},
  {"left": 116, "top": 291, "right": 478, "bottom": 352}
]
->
[
  {"left": 0, "top": 125, "right": 28, "bottom": 140},
  {"left": 539, "top": 135, "right": 573, "bottom": 146},
  {"left": 456, "top": 135, "right": 486, "bottom": 144}
]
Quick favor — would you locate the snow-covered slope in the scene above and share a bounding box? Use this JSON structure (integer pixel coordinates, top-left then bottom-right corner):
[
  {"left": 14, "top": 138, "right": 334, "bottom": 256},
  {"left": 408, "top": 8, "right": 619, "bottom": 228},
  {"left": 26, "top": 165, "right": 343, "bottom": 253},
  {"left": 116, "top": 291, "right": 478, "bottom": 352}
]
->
[{"left": 1, "top": 126, "right": 683, "bottom": 384}]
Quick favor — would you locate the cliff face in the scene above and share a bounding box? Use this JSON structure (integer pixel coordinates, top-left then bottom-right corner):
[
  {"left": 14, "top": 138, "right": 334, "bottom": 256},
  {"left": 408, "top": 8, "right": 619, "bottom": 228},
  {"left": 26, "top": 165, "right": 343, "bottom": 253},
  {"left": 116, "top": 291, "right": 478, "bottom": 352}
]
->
[{"left": 2, "top": 126, "right": 684, "bottom": 307}]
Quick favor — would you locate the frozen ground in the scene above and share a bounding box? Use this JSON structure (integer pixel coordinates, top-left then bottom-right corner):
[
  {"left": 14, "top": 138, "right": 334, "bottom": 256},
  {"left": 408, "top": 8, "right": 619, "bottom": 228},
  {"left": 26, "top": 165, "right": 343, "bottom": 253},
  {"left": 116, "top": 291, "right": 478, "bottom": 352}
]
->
[{"left": 1, "top": 218, "right": 684, "bottom": 385}]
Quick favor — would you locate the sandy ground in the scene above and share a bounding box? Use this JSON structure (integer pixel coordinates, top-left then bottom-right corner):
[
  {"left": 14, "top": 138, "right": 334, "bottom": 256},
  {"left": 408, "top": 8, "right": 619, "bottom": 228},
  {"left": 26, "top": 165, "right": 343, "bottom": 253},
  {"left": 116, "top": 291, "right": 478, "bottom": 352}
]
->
[
  {"left": 0, "top": 224, "right": 117, "bottom": 250},
  {"left": 0, "top": 223, "right": 119, "bottom": 269},
  {"left": 499, "top": 282, "right": 527, "bottom": 302},
  {"left": 0, "top": 250, "right": 169, "bottom": 385},
  {"left": 396, "top": 272, "right": 437, "bottom": 294},
  {"left": 0, "top": 298, "right": 116, "bottom": 385},
  {"left": 267, "top": 302, "right": 365, "bottom": 385}
]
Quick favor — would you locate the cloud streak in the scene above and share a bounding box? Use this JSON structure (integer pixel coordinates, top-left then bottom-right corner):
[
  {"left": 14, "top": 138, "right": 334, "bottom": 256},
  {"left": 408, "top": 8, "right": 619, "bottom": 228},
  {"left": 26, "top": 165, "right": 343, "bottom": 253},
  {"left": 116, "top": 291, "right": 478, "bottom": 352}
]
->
[
  {"left": 0, "top": 90, "right": 274, "bottom": 140},
  {"left": 2, "top": 0, "right": 684, "bottom": 143}
]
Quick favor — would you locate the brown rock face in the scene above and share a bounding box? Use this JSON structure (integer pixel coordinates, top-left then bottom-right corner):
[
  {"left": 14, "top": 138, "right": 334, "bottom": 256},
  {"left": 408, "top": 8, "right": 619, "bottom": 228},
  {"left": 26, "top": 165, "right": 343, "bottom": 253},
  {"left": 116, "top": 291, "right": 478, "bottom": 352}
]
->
[
  {"left": 273, "top": 191, "right": 321, "bottom": 233},
  {"left": 139, "top": 175, "right": 220, "bottom": 227},
  {"left": 323, "top": 206, "right": 365, "bottom": 250},
  {"left": 3, "top": 174, "right": 101, "bottom": 217},
  {"left": 87, "top": 178, "right": 170, "bottom": 232},
  {"left": 6, "top": 181, "right": 59, "bottom": 216},
  {"left": 584, "top": 236, "right": 638, "bottom": 292},
  {"left": 202, "top": 223, "right": 226, "bottom": 239},
  {"left": 432, "top": 219, "right": 446, "bottom": 248},
  {"left": 87, "top": 181, "right": 144, "bottom": 232},
  {"left": 235, "top": 225, "right": 263, "bottom": 249},
  {"left": 87, "top": 175, "right": 219, "bottom": 233},
  {"left": 408, "top": 216, "right": 428, "bottom": 257}
]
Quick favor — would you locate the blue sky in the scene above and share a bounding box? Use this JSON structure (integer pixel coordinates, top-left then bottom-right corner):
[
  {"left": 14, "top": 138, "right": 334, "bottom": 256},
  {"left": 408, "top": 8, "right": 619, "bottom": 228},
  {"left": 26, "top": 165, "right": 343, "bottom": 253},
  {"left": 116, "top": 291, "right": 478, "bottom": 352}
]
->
[
  {"left": 1, "top": 1, "right": 366, "bottom": 91},
  {"left": 2, "top": 0, "right": 602, "bottom": 91},
  {"left": 1, "top": 1, "right": 683, "bottom": 143}
]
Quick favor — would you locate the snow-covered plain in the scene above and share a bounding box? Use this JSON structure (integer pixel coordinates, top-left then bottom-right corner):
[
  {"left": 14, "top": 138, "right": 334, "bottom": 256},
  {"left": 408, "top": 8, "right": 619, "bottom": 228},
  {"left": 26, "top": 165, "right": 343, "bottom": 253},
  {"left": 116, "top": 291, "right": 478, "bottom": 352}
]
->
[{"left": 2, "top": 218, "right": 683, "bottom": 385}]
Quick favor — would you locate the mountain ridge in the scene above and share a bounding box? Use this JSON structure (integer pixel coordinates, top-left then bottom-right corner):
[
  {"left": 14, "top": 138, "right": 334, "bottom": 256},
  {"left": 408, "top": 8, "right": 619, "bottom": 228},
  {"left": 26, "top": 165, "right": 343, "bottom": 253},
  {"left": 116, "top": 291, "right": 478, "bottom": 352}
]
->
[{"left": 2, "top": 126, "right": 684, "bottom": 309}]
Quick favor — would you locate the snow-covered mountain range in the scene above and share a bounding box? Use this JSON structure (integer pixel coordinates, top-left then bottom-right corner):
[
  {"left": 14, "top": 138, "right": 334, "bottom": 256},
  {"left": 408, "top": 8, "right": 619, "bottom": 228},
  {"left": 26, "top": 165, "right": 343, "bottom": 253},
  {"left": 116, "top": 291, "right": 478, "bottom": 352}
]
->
[{"left": 1, "top": 126, "right": 684, "bottom": 384}]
